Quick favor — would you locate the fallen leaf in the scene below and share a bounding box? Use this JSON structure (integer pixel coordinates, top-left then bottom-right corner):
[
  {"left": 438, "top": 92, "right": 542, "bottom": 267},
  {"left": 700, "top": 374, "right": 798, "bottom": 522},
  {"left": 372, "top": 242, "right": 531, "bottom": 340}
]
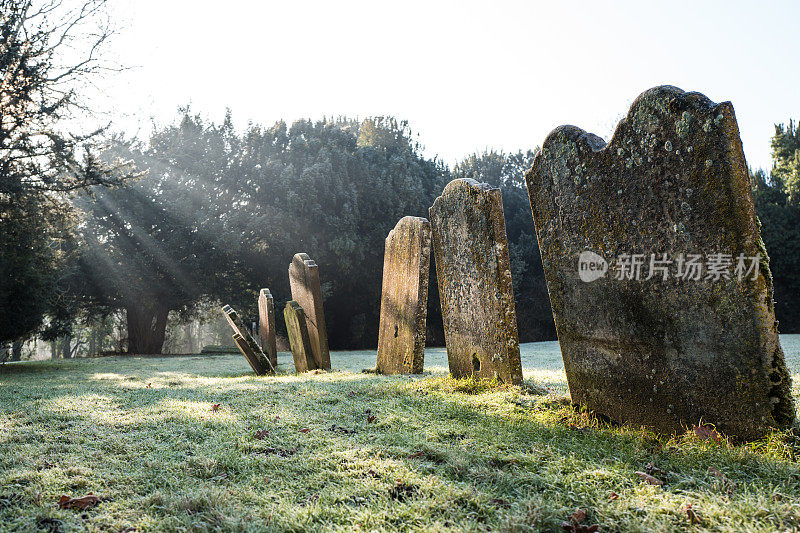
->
[
  {"left": 709, "top": 466, "right": 737, "bottom": 491},
  {"left": 328, "top": 425, "right": 356, "bottom": 435},
  {"left": 692, "top": 424, "right": 721, "bottom": 443},
  {"left": 57, "top": 493, "right": 102, "bottom": 510},
  {"left": 367, "top": 415, "right": 377, "bottom": 423},
  {"left": 685, "top": 503, "right": 703, "bottom": 525},
  {"left": 146, "top": 383, "right": 152, "bottom": 388},
  {"left": 708, "top": 466, "right": 724, "bottom": 479},
  {"left": 211, "top": 404, "right": 221, "bottom": 412},
  {"left": 561, "top": 508, "right": 600, "bottom": 532},
  {"left": 608, "top": 492, "right": 619, "bottom": 501},
  {"left": 300, "top": 428, "right": 311, "bottom": 433},
  {"left": 490, "top": 497, "right": 511, "bottom": 508},
  {"left": 644, "top": 462, "right": 663, "bottom": 476},
  {"left": 388, "top": 481, "right": 417, "bottom": 502},
  {"left": 634, "top": 471, "right": 664, "bottom": 486},
  {"left": 254, "top": 429, "right": 269, "bottom": 440}
]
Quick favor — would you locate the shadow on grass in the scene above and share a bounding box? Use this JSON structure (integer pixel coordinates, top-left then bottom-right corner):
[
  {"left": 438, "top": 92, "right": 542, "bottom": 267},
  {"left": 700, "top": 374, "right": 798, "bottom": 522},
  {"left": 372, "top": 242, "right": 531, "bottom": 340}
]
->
[{"left": 2, "top": 355, "right": 800, "bottom": 531}]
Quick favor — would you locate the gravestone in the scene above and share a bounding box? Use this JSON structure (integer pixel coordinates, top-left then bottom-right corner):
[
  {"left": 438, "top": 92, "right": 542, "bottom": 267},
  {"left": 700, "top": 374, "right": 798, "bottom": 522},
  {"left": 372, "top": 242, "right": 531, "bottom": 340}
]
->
[
  {"left": 221, "top": 304, "right": 273, "bottom": 375},
  {"left": 289, "top": 253, "right": 331, "bottom": 370},
  {"left": 284, "top": 301, "right": 316, "bottom": 373},
  {"left": 376, "top": 216, "right": 432, "bottom": 374},
  {"left": 429, "top": 178, "right": 523, "bottom": 384},
  {"left": 258, "top": 289, "right": 278, "bottom": 370},
  {"left": 526, "top": 85, "right": 795, "bottom": 439}
]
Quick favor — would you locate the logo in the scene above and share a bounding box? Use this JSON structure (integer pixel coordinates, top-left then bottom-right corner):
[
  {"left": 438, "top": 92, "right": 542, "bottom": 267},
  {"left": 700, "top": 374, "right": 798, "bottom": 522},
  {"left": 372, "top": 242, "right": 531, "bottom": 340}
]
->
[
  {"left": 576, "top": 250, "right": 761, "bottom": 283},
  {"left": 578, "top": 251, "right": 608, "bottom": 282}
]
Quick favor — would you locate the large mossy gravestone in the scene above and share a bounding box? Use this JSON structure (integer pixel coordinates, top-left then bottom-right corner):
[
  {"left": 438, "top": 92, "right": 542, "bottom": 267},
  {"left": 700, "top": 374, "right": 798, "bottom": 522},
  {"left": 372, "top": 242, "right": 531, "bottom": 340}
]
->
[
  {"left": 429, "top": 178, "right": 523, "bottom": 384},
  {"left": 376, "top": 216, "right": 432, "bottom": 374},
  {"left": 258, "top": 289, "right": 278, "bottom": 370},
  {"left": 289, "top": 253, "right": 331, "bottom": 370},
  {"left": 284, "top": 300, "right": 316, "bottom": 373},
  {"left": 526, "top": 85, "right": 795, "bottom": 439},
  {"left": 221, "top": 304, "right": 273, "bottom": 376}
]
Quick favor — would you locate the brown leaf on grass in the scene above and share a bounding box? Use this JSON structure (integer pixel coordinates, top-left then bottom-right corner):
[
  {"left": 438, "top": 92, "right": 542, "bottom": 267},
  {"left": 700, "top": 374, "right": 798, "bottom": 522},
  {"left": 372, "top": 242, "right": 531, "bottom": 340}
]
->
[
  {"left": 146, "top": 383, "right": 152, "bottom": 389},
  {"left": 299, "top": 428, "right": 310, "bottom": 433},
  {"left": 692, "top": 424, "right": 721, "bottom": 443},
  {"left": 708, "top": 466, "right": 725, "bottom": 480},
  {"left": 210, "top": 403, "right": 220, "bottom": 412},
  {"left": 634, "top": 471, "right": 664, "bottom": 486},
  {"left": 607, "top": 492, "right": 619, "bottom": 501},
  {"left": 561, "top": 508, "right": 599, "bottom": 532},
  {"left": 644, "top": 462, "right": 663, "bottom": 476},
  {"left": 685, "top": 503, "right": 703, "bottom": 525},
  {"left": 367, "top": 415, "right": 377, "bottom": 423},
  {"left": 254, "top": 429, "right": 269, "bottom": 440},
  {"left": 709, "top": 466, "right": 737, "bottom": 491},
  {"left": 56, "top": 493, "right": 101, "bottom": 510},
  {"left": 490, "top": 497, "right": 511, "bottom": 508}
]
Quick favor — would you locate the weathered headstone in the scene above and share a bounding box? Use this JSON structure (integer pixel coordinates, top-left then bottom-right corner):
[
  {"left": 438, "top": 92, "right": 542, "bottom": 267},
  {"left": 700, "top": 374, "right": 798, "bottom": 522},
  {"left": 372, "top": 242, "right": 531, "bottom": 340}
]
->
[
  {"left": 376, "top": 216, "right": 432, "bottom": 374},
  {"left": 221, "top": 304, "right": 273, "bottom": 375},
  {"left": 289, "top": 253, "right": 331, "bottom": 370},
  {"left": 258, "top": 289, "right": 278, "bottom": 370},
  {"left": 284, "top": 301, "right": 316, "bottom": 373},
  {"left": 231, "top": 333, "right": 260, "bottom": 374},
  {"left": 526, "top": 85, "right": 795, "bottom": 439},
  {"left": 429, "top": 178, "right": 523, "bottom": 384}
]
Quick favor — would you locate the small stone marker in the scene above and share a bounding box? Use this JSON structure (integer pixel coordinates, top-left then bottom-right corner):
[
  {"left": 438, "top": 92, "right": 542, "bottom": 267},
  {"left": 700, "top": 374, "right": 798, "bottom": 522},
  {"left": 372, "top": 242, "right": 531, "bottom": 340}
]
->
[
  {"left": 289, "top": 253, "right": 331, "bottom": 370},
  {"left": 284, "top": 300, "right": 316, "bottom": 373},
  {"left": 429, "top": 178, "right": 523, "bottom": 384},
  {"left": 221, "top": 304, "right": 273, "bottom": 375},
  {"left": 258, "top": 289, "right": 278, "bottom": 370},
  {"left": 376, "top": 216, "right": 432, "bottom": 374},
  {"left": 526, "top": 85, "right": 795, "bottom": 439}
]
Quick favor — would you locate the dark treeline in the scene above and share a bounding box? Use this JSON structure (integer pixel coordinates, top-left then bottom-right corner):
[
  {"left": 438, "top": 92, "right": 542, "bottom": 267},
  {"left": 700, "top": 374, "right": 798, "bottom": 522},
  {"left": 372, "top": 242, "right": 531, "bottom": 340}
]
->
[
  {"left": 3, "top": 108, "right": 800, "bottom": 355},
  {"left": 59, "top": 112, "right": 553, "bottom": 352}
]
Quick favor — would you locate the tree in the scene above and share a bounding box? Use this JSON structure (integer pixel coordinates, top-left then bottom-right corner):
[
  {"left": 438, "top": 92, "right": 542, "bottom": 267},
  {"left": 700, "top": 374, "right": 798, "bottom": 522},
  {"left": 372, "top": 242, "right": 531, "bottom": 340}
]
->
[
  {"left": 213, "top": 115, "right": 449, "bottom": 348},
  {"left": 70, "top": 130, "right": 236, "bottom": 354},
  {"left": 753, "top": 159, "right": 800, "bottom": 334},
  {"left": 0, "top": 0, "right": 124, "bottom": 347},
  {"left": 770, "top": 120, "right": 800, "bottom": 206}
]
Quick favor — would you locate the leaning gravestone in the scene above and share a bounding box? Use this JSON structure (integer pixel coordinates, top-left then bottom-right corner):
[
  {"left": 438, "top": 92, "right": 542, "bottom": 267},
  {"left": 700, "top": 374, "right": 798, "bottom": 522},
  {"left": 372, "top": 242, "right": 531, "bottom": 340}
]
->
[
  {"left": 429, "top": 178, "right": 523, "bottom": 384},
  {"left": 526, "top": 85, "right": 795, "bottom": 440},
  {"left": 258, "top": 289, "right": 278, "bottom": 371},
  {"left": 284, "top": 301, "right": 317, "bottom": 373},
  {"left": 376, "top": 216, "right": 432, "bottom": 374},
  {"left": 221, "top": 304, "right": 273, "bottom": 376},
  {"left": 289, "top": 253, "right": 331, "bottom": 370}
]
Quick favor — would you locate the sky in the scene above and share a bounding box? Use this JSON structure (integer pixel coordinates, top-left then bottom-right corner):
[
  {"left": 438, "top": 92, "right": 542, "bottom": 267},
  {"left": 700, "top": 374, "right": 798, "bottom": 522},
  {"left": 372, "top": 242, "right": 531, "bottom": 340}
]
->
[{"left": 93, "top": 0, "right": 800, "bottom": 171}]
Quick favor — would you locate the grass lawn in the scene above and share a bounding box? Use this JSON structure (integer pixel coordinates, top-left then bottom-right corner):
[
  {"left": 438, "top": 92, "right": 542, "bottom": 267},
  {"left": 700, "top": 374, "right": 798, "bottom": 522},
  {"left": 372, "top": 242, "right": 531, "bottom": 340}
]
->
[{"left": 1, "top": 336, "right": 799, "bottom": 532}]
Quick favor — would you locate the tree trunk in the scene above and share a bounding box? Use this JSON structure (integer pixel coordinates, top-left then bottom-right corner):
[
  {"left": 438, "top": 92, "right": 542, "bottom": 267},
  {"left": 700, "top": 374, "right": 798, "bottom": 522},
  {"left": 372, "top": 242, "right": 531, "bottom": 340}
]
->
[
  {"left": 61, "top": 336, "right": 72, "bottom": 359},
  {"left": 126, "top": 305, "right": 169, "bottom": 354},
  {"left": 89, "top": 328, "right": 97, "bottom": 356},
  {"left": 184, "top": 322, "right": 195, "bottom": 354},
  {"left": 11, "top": 340, "right": 23, "bottom": 361},
  {"left": 51, "top": 340, "right": 57, "bottom": 359}
]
